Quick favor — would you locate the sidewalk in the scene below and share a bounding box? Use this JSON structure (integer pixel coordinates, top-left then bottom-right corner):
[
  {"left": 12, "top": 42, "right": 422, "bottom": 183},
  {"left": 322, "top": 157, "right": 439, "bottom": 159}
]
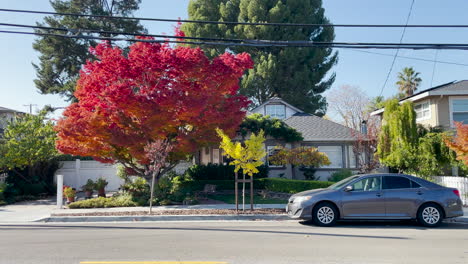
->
[{"left": 0, "top": 197, "right": 56, "bottom": 223}]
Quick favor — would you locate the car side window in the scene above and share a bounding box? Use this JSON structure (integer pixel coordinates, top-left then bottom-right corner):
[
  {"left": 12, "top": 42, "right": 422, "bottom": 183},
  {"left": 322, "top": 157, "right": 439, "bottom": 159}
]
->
[
  {"left": 382, "top": 176, "right": 411, "bottom": 189},
  {"left": 410, "top": 180, "right": 421, "bottom": 188},
  {"left": 351, "top": 177, "right": 381, "bottom": 192}
]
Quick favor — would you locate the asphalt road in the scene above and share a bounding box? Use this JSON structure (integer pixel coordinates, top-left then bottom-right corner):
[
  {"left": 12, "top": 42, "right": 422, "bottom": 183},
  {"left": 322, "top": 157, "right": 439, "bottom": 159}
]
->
[{"left": 0, "top": 221, "right": 467, "bottom": 264}]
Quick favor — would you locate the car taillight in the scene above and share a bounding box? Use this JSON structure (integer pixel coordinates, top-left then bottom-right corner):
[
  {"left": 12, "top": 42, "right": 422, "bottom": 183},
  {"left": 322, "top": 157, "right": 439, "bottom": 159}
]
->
[{"left": 453, "top": 189, "right": 460, "bottom": 198}]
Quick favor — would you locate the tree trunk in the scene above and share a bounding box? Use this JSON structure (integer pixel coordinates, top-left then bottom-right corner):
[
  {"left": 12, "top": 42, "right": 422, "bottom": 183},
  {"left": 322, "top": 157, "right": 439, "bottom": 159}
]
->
[
  {"left": 149, "top": 170, "right": 159, "bottom": 214},
  {"left": 242, "top": 173, "right": 245, "bottom": 211}
]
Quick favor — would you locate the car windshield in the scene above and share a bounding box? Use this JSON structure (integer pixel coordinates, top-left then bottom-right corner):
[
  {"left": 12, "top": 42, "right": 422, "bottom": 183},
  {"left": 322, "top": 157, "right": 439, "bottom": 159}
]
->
[{"left": 328, "top": 175, "right": 361, "bottom": 190}]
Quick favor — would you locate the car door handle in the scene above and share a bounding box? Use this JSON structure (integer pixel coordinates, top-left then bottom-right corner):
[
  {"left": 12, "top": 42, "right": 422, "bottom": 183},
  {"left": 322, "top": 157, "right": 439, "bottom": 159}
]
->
[
  {"left": 376, "top": 193, "right": 382, "bottom": 197},
  {"left": 416, "top": 191, "right": 423, "bottom": 195}
]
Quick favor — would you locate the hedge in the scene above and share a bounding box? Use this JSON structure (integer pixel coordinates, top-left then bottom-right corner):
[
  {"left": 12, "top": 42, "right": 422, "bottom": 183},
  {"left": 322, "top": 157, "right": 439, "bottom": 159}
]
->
[
  {"left": 186, "top": 164, "right": 268, "bottom": 181},
  {"left": 191, "top": 178, "right": 332, "bottom": 193},
  {"left": 258, "top": 178, "right": 333, "bottom": 194}
]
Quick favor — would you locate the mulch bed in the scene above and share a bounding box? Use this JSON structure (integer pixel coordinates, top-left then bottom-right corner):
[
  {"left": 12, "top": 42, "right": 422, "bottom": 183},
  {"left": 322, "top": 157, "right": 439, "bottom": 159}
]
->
[{"left": 52, "top": 208, "right": 286, "bottom": 217}]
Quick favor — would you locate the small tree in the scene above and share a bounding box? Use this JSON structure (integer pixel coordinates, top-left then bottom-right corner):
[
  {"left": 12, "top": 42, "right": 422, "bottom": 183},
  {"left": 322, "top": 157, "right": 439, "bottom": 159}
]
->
[
  {"left": 445, "top": 122, "right": 468, "bottom": 166},
  {"left": 216, "top": 128, "right": 266, "bottom": 211},
  {"left": 0, "top": 112, "right": 58, "bottom": 183},
  {"left": 269, "top": 147, "right": 330, "bottom": 179}
]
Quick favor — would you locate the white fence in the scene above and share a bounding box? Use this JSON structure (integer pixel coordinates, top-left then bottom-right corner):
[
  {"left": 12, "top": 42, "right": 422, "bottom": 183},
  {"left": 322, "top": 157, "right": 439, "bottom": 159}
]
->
[
  {"left": 433, "top": 176, "right": 468, "bottom": 205},
  {"left": 55, "top": 160, "right": 123, "bottom": 191},
  {"left": 54, "top": 159, "right": 193, "bottom": 191}
]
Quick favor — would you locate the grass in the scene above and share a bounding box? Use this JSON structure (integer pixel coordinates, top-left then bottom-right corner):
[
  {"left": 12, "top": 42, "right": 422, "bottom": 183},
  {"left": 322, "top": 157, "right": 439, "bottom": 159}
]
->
[{"left": 207, "top": 194, "right": 287, "bottom": 204}]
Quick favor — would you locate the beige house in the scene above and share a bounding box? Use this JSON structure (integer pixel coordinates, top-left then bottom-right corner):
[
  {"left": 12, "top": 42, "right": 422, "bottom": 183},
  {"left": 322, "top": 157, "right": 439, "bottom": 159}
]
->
[
  {"left": 371, "top": 80, "right": 468, "bottom": 129},
  {"left": 0, "top": 106, "right": 21, "bottom": 135},
  {"left": 197, "top": 97, "right": 361, "bottom": 181}
]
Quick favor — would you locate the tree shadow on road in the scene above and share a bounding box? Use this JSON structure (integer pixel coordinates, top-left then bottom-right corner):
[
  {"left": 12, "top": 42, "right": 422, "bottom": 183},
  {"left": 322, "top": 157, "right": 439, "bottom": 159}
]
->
[{"left": 0, "top": 223, "right": 412, "bottom": 240}]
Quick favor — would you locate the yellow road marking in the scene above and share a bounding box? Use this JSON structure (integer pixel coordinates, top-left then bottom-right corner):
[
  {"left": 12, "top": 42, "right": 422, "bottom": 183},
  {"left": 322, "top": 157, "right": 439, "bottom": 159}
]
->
[{"left": 80, "top": 262, "right": 228, "bottom": 264}]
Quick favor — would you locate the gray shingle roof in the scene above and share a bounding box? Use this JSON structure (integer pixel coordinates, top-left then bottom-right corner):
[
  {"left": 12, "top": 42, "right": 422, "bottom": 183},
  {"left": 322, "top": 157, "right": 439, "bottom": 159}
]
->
[
  {"left": 0, "top": 106, "right": 20, "bottom": 113},
  {"left": 284, "top": 115, "right": 356, "bottom": 142}
]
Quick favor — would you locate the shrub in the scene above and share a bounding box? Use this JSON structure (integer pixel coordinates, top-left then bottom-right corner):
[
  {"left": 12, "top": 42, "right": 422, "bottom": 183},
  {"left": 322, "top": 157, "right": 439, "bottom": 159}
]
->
[
  {"left": 121, "top": 177, "right": 149, "bottom": 197},
  {"left": 94, "top": 177, "right": 108, "bottom": 190},
  {"left": 68, "top": 193, "right": 138, "bottom": 209},
  {"left": 63, "top": 187, "right": 76, "bottom": 198},
  {"left": 259, "top": 178, "right": 333, "bottom": 194},
  {"left": 155, "top": 172, "right": 195, "bottom": 203},
  {"left": 82, "top": 179, "right": 95, "bottom": 192},
  {"left": 186, "top": 163, "right": 268, "bottom": 181},
  {"left": 329, "top": 169, "right": 353, "bottom": 182},
  {"left": 0, "top": 183, "right": 7, "bottom": 204}
]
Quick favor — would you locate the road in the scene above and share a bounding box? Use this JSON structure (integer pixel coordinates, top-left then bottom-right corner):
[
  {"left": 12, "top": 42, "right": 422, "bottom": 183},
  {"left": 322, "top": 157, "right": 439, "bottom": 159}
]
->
[{"left": 0, "top": 221, "right": 467, "bottom": 264}]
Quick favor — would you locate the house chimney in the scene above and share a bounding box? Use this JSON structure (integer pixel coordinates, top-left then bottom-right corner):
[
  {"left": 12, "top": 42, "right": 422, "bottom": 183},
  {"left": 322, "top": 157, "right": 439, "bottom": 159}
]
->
[{"left": 361, "top": 120, "right": 368, "bottom": 135}]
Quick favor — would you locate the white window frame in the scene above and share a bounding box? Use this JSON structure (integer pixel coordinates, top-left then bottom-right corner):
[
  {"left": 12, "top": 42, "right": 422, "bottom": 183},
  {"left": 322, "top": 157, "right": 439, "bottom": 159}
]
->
[
  {"left": 265, "top": 104, "right": 286, "bottom": 119},
  {"left": 449, "top": 96, "right": 468, "bottom": 127},
  {"left": 317, "top": 145, "right": 343, "bottom": 169},
  {"left": 414, "top": 100, "right": 431, "bottom": 121},
  {"left": 267, "top": 145, "right": 283, "bottom": 168}
]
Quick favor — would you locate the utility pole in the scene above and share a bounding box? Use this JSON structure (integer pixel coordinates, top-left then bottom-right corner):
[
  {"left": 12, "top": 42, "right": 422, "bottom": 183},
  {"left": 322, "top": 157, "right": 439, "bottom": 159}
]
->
[{"left": 23, "top": 104, "right": 37, "bottom": 114}]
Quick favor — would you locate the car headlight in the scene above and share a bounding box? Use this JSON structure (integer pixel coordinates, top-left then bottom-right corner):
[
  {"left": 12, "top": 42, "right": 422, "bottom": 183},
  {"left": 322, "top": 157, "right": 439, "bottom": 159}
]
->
[{"left": 293, "top": 196, "right": 312, "bottom": 203}]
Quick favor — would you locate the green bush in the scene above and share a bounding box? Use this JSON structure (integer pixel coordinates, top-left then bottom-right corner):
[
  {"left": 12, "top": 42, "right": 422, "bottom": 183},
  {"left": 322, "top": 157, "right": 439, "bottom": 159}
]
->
[
  {"left": 121, "top": 177, "right": 149, "bottom": 197},
  {"left": 186, "top": 163, "right": 269, "bottom": 181},
  {"left": 259, "top": 178, "right": 333, "bottom": 194},
  {"left": 0, "top": 183, "right": 7, "bottom": 204},
  {"left": 155, "top": 172, "right": 195, "bottom": 203},
  {"left": 329, "top": 169, "right": 354, "bottom": 182},
  {"left": 190, "top": 179, "right": 266, "bottom": 191},
  {"left": 68, "top": 193, "right": 138, "bottom": 209}
]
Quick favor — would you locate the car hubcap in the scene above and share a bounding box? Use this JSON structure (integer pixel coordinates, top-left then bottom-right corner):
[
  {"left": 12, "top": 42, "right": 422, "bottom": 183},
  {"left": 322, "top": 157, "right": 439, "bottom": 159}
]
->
[
  {"left": 422, "top": 207, "right": 440, "bottom": 224},
  {"left": 317, "top": 206, "right": 334, "bottom": 224}
]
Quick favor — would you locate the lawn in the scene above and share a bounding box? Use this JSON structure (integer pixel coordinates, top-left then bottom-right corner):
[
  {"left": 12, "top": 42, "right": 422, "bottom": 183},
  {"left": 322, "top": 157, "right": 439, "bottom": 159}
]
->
[{"left": 207, "top": 194, "right": 287, "bottom": 204}]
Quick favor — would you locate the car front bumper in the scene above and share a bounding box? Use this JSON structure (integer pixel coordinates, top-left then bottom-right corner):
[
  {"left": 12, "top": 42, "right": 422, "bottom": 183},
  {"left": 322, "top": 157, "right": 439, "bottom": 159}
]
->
[{"left": 286, "top": 202, "right": 312, "bottom": 220}]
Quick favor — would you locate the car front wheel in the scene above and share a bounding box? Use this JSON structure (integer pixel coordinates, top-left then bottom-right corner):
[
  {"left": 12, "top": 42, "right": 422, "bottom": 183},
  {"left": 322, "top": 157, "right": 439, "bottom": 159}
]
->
[
  {"left": 417, "top": 204, "right": 443, "bottom": 227},
  {"left": 313, "top": 202, "right": 338, "bottom": 227}
]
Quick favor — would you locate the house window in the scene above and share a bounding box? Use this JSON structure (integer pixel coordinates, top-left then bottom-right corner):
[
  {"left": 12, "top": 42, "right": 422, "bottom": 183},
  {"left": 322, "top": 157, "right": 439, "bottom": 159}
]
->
[
  {"left": 451, "top": 98, "right": 468, "bottom": 124},
  {"left": 267, "top": 146, "right": 282, "bottom": 167},
  {"left": 348, "top": 146, "right": 356, "bottom": 168},
  {"left": 414, "top": 101, "right": 431, "bottom": 120},
  {"left": 212, "top": 149, "right": 220, "bottom": 164},
  {"left": 317, "top": 146, "right": 343, "bottom": 168},
  {"left": 266, "top": 104, "right": 286, "bottom": 119}
]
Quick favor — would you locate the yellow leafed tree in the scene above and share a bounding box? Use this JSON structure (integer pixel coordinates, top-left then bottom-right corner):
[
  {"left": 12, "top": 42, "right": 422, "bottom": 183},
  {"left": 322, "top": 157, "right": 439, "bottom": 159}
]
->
[{"left": 216, "top": 128, "right": 266, "bottom": 210}]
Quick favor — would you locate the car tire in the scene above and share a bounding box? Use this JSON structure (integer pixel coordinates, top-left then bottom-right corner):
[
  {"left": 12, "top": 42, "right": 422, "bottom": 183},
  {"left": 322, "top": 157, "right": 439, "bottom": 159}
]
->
[
  {"left": 313, "top": 202, "right": 338, "bottom": 227},
  {"left": 417, "top": 203, "right": 443, "bottom": 227}
]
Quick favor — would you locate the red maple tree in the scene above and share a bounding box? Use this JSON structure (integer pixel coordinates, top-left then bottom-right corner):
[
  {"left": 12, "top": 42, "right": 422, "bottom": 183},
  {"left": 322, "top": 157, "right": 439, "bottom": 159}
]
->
[
  {"left": 56, "top": 39, "right": 253, "bottom": 183},
  {"left": 445, "top": 122, "right": 468, "bottom": 166}
]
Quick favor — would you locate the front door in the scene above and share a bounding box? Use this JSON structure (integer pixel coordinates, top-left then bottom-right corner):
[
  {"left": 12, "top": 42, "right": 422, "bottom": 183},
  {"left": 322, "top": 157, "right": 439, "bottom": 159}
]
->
[
  {"left": 341, "top": 176, "right": 385, "bottom": 218},
  {"left": 382, "top": 176, "right": 425, "bottom": 218}
]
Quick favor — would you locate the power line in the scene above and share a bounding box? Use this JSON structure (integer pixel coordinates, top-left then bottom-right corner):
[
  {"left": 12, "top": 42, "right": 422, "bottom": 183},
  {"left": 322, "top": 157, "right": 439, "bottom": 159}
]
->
[
  {"left": 3, "top": 25, "right": 468, "bottom": 50},
  {"left": 379, "top": 0, "right": 415, "bottom": 97},
  {"left": 350, "top": 49, "right": 468, "bottom": 67},
  {"left": 3, "top": 8, "right": 468, "bottom": 28}
]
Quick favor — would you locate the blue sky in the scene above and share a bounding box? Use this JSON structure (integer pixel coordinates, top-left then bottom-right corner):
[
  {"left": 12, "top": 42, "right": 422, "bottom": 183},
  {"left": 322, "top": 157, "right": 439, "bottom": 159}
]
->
[{"left": 1, "top": 0, "right": 468, "bottom": 116}]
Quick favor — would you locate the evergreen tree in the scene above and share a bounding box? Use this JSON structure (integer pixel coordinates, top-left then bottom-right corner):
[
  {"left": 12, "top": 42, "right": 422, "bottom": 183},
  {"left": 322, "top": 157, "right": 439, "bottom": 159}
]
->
[
  {"left": 182, "top": 0, "right": 338, "bottom": 115},
  {"left": 33, "top": 0, "right": 146, "bottom": 100}
]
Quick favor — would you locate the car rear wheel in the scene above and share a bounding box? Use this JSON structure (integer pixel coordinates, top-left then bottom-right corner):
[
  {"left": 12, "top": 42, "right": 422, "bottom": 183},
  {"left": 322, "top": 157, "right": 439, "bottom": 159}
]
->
[
  {"left": 417, "top": 204, "right": 443, "bottom": 227},
  {"left": 313, "top": 202, "right": 338, "bottom": 227}
]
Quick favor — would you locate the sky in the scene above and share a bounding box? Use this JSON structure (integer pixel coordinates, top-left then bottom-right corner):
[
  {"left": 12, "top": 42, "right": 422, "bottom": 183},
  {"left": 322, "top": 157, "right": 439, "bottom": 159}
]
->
[{"left": 1, "top": 0, "right": 468, "bottom": 117}]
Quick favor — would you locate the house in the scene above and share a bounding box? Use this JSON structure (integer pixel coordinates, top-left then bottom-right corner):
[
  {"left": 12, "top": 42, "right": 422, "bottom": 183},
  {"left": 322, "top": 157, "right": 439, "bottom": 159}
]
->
[
  {"left": 197, "top": 97, "right": 360, "bottom": 181},
  {"left": 0, "top": 106, "right": 21, "bottom": 135},
  {"left": 371, "top": 80, "right": 468, "bottom": 129}
]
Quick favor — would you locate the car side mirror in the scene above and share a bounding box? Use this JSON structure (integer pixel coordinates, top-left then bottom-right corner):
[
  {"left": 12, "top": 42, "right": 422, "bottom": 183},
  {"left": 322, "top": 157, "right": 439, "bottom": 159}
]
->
[{"left": 344, "top": 185, "right": 353, "bottom": 192}]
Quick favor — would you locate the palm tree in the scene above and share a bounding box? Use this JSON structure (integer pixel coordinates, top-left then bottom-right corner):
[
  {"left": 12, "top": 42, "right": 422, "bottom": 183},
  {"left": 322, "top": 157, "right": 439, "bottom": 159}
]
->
[{"left": 396, "top": 67, "right": 422, "bottom": 97}]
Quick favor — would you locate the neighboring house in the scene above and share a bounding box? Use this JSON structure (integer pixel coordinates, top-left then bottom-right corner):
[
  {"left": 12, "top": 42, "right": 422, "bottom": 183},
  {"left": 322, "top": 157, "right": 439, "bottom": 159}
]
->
[
  {"left": 0, "top": 106, "right": 21, "bottom": 135},
  {"left": 197, "top": 97, "right": 360, "bottom": 181},
  {"left": 371, "top": 80, "right": 468, "bottom": 129}
]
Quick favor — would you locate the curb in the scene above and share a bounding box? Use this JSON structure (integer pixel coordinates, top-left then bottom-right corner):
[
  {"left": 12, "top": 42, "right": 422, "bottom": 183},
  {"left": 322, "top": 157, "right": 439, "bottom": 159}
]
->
[{"left": 39, "top": 214, "right": 291, "bottom": 223}]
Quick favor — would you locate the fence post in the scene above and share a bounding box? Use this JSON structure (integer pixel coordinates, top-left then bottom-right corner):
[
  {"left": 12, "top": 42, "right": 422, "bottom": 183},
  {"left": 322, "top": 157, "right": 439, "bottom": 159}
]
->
[
  {"left": 56, "top": 174, "right": 63, "bottom": 209},
  {"left": 75, "top": 159, "right": 81, "bottom": 188}
]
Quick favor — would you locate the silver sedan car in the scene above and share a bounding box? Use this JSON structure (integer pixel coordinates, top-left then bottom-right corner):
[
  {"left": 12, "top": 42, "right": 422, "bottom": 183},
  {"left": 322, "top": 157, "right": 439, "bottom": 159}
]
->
[{"left": 286, "top": 173, "right": 464, "bottom": 227}]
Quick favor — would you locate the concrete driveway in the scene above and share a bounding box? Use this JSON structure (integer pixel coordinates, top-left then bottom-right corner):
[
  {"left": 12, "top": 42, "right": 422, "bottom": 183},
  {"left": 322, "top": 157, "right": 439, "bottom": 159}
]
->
[{"left": 0, "top": 197, "right": 56, "bottom": 223}]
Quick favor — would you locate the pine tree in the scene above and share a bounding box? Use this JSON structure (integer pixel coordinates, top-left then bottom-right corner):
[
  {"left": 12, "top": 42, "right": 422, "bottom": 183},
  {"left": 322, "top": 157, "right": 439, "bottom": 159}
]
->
[
  {"left": 182, "top": 0, "right": 338, "bottom": 115},
  {"left": 32, "top": 0, "right": 146, "bottom": 100}
]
